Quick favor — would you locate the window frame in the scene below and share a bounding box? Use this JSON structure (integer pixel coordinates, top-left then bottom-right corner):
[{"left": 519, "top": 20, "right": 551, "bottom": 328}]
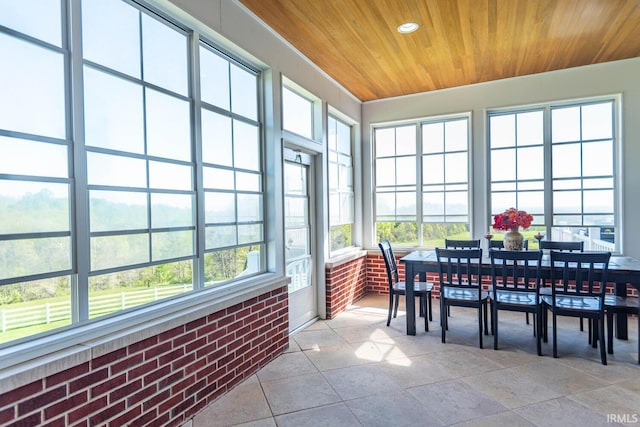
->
[
  {"left": 327, "top": 112, "right": 355, "bottom": 255},
  {"left": 281, "top": 76, "right": 322, "bottom": 143},
  {"left": 373, "top": 113, "right": 473, "bottom": 248},
  {"left": 0, "top": 0, "right": 270, "bottom": 353},
  {"left": 487, "top": 96, "right": 620, "bottom": 253}
]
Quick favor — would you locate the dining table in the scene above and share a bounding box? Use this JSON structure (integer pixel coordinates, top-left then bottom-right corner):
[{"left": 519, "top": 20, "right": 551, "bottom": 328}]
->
[{"left": 400, "top": 250, "right": 640, "bottom": 336}]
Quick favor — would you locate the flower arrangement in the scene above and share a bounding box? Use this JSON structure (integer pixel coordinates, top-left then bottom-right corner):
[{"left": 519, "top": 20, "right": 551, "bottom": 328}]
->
[{"left": 492, "top": 207, "right": 533, "bottom": 231}]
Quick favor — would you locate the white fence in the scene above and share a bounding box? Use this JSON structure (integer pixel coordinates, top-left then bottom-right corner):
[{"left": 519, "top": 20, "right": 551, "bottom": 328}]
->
[
  {"left": 0, "top": 284, "right": 193, "bottom": 333},
  {"left": 552, "top": 228, "right": 615, "bottom": 252}
]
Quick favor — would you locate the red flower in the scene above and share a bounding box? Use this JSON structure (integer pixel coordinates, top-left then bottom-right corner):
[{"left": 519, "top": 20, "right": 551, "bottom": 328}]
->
[{"left": 492, "top": 208, "right": 533, "bottom": 231}]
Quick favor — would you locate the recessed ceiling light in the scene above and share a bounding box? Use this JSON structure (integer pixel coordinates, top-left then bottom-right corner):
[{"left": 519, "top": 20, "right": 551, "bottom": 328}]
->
[{"left": 397, "top": 22, "right": 419, "bottom": 34}]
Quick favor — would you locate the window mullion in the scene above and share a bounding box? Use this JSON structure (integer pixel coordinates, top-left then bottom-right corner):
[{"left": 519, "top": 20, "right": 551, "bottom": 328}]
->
[
  {"left": 543, "top": 105, "right": 553, "bottom": 232},
  {"left": 69, "top": 0, "right": 90, "bottom": 322},
  {"left": 190, "top": 31, "right": 205, "bottom": 290},
  {"left": 416, "top": 123, "right": 424, "bottom": 246}
]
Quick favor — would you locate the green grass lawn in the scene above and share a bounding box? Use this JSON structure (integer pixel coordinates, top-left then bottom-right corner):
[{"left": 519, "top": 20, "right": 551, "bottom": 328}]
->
[
  {"left": 0, "top": 319, "right": 71, "bottom": 344},
  {"left": 0, "top": 283, "right": 191, "bottom": 344}
]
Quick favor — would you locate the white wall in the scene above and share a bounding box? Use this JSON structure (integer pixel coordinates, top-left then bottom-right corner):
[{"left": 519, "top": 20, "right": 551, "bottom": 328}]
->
[{"left": 362, "top": 58, "right": 640, "bottom": 257}]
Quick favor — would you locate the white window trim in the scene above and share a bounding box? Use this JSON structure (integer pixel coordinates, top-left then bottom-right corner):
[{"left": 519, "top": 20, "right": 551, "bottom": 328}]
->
[{"left": 486, "top": 94, "right": 621, "bottom": 253}]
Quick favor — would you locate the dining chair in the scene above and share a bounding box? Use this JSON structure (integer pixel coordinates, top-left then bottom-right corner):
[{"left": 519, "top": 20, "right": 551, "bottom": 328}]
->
[
  {"left": 445, "top": 239, "right": 481, "bottom": 249},
  {"left": 435, "top": 247, "right": 489, "bottom": 348},
  {"left": 489, "top": 249, "right": 543, "bottom": 354},
  {"left": 443, "top": 240, "right": 480, "bottom": 317},
  {"left": 605, "top": 291, "right": 639, "bottom": 363},
  {"left": 490, "top": 239, "right": 532, "bottom": 327},
  {"left": 378, "top": 240, "right": 434, "bottom": 331},
  {"left": 539, "top": 240, "right": 587, "bottom": 336},
  {"left": 541, "top": 250, "right": 611, "bottom": 364}
]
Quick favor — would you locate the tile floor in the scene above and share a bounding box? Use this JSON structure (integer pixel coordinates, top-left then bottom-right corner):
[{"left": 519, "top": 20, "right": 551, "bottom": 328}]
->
[{"left": 189, "top": 294, "right": 640, "bottom": 427}]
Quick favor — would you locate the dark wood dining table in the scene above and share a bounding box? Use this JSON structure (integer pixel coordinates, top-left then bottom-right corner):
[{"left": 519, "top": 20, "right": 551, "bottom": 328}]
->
[{"left": 400, "top": 250, "right": 640, "bottom": 336}]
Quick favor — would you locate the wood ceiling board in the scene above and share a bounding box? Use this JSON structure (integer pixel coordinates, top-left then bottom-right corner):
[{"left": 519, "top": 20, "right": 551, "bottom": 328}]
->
[{"left": 239, "top": 0, "right": 640, "bottom": 101}]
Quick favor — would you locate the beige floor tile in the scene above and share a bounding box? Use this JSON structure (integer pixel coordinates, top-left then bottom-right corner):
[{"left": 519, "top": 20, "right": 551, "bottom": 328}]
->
[
  {"left": 466, "top": 346, "right": 542, "bottom": 368},
  {"left": 345, "top": 390, "right": 444, "bottom": 427},
  {"left": 511, "top": 359, "right": 603, "bottom": 395},
  {"left": 283, "top": 336, "right": 301, "bottom": 353},
  {"left": 408, "top": 379, "right": 508, "bottom": 425},
  {"left": 362, "top": 333, "right": 452, "bottom": 360},
  {"left": 300, "top": 319, "right": 331, "bottom": 330},
  {"left": 232, "top": 419, "right": 277, "bottom": 427},
  {"left": 567, "top": 384, "right": 640, "bottom": 420},
  {"left": 451, "top": 411, "right": 535, "bottom": 427},
  {"left": 274, "top": 403, "right": 361, "bottom": 426},
  {"left": 515, "top": 396, "right": 624, "bottom": 427},
  {"left": 427, "top": 349, "right": 505, "bottom": 378},
  {"left": 618, "top": 377, "right": 640, "bottom": 393},
  {"left": 292, "top": 328, "right": 347, "bottom": 350},
  {"left": 348, "top": 293, "right": 388, "bottom": 309},
  {"left": 461, "top": 368, "right": 562, "bottom": 409},
  {"left": 560, "top": 342, "right": 640, "bottom": 373},
  {"left": 322, "top": 363, "right": 403, "bottom": 400},
  {"left": 304, "top": 343, "right": 373, "bottom": 371},
  {"left": 332, "top": 323, "right": 406, "bottom": 343},
  {"left": 324, "top": 310, "right": 392, "bottom": 329},
  {"left": 260, "top": 372, "right": 341, "bottom": 415},
  {"left": 376, "top": 354, "right": 456, "bottom": 388},
  {"left": 193, "top": 375, "right": 271, "bottom": 427},
  {"left": 349, "top": 338, "right": 425, "bottom": 363},
  {"left": 256, "top": 351, "right": 318, "bottom": 382}
]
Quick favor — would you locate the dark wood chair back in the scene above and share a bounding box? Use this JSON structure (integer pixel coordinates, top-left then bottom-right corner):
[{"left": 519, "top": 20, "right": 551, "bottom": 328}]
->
[
  {"left": 436, "top": 248, "right": 483, "bottom": 294},
  {"left": 540, "top": 240, "right": 584, "bottom": 252},
  {"left": 550, "top": 250, "right": 610, "bottom": 298},
  {"left": 489, "top": 249, "right": 541, "bottom": 293},
  {"left": 444, "top": 239, "right": 481, "bottom": 249},
  {"left": 378, "top": 240, "right": 399, "bottom": 288}
]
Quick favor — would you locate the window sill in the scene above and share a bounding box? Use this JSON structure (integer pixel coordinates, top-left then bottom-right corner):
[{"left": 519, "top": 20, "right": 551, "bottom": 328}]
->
[
  {"left": 325, "top": 248, "right": 367, "bottom": 268},
  {"left": 0, "top": 273, "right": 289, "bottom": 393}
]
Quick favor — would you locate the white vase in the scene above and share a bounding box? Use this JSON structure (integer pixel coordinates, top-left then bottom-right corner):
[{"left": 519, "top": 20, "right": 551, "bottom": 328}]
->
[{"left": 503, "top": 227, "right": 524, "bottom": 250}]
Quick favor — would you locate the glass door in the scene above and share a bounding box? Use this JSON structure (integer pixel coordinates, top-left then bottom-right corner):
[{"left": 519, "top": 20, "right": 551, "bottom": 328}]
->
[{"left": 284, "top": 152, "right": 317, "bottom": 331}]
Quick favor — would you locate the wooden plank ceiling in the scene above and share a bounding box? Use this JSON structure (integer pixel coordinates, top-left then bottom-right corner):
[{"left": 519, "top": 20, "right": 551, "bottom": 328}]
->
[{"left": 239, "top": 0, "right": 640, "bottom": 102}]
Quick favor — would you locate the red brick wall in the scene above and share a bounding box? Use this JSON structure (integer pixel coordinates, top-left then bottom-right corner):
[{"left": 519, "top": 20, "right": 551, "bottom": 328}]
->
[
  {"left": 366, "top": 253, "right": 388, "bottom": 295},
  {"left": 325, "top": 256, "right": 367, "bottom": 319},
  {"left": 0, "top": 286, "right": 289, "bottom": 427}
]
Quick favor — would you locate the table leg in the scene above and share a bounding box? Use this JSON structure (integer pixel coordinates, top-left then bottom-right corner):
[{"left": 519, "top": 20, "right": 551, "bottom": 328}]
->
[
  {"left": 418, "top": 272, "right": 427, "bottom": 317},
  {"left": 615, "top": 281, "right": 628, "bottom": 340},
  {"left": 405, "top": 264, "right": 416, "bottom": 336}
]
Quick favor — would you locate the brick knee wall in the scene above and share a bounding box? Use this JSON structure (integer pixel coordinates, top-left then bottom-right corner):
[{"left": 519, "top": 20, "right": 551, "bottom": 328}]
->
[
  {"left": 325, "top": 256, "right": 367, "bottom": 319},
  {"left": 0, "top": 286, "right": 289, "bottom": 427}
]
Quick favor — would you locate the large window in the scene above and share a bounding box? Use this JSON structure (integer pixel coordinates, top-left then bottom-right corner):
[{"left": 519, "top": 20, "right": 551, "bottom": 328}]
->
[
  {"left": 374, "top": 116, "right": 470, "bottom": 246},
  {"left": 0, "top": 0, "right": 264, "bottom": 345},
  {"left": 282, "top": 86, "right": 313, "bottom": 139},
  {"left": 328, "top": 115, "right": 354, "bottom": 253},
  {"left": 489, "top": 99, "right": 616, "bottom": 251},
  {"left": 82, "top": 1, "right": 196, "bottom": 315},
  {"left": 200, "top": 43, "right": 263, "bottom": 284},
  {"left": 489, "top": 110, "right": 545, "bottom": 232}
]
